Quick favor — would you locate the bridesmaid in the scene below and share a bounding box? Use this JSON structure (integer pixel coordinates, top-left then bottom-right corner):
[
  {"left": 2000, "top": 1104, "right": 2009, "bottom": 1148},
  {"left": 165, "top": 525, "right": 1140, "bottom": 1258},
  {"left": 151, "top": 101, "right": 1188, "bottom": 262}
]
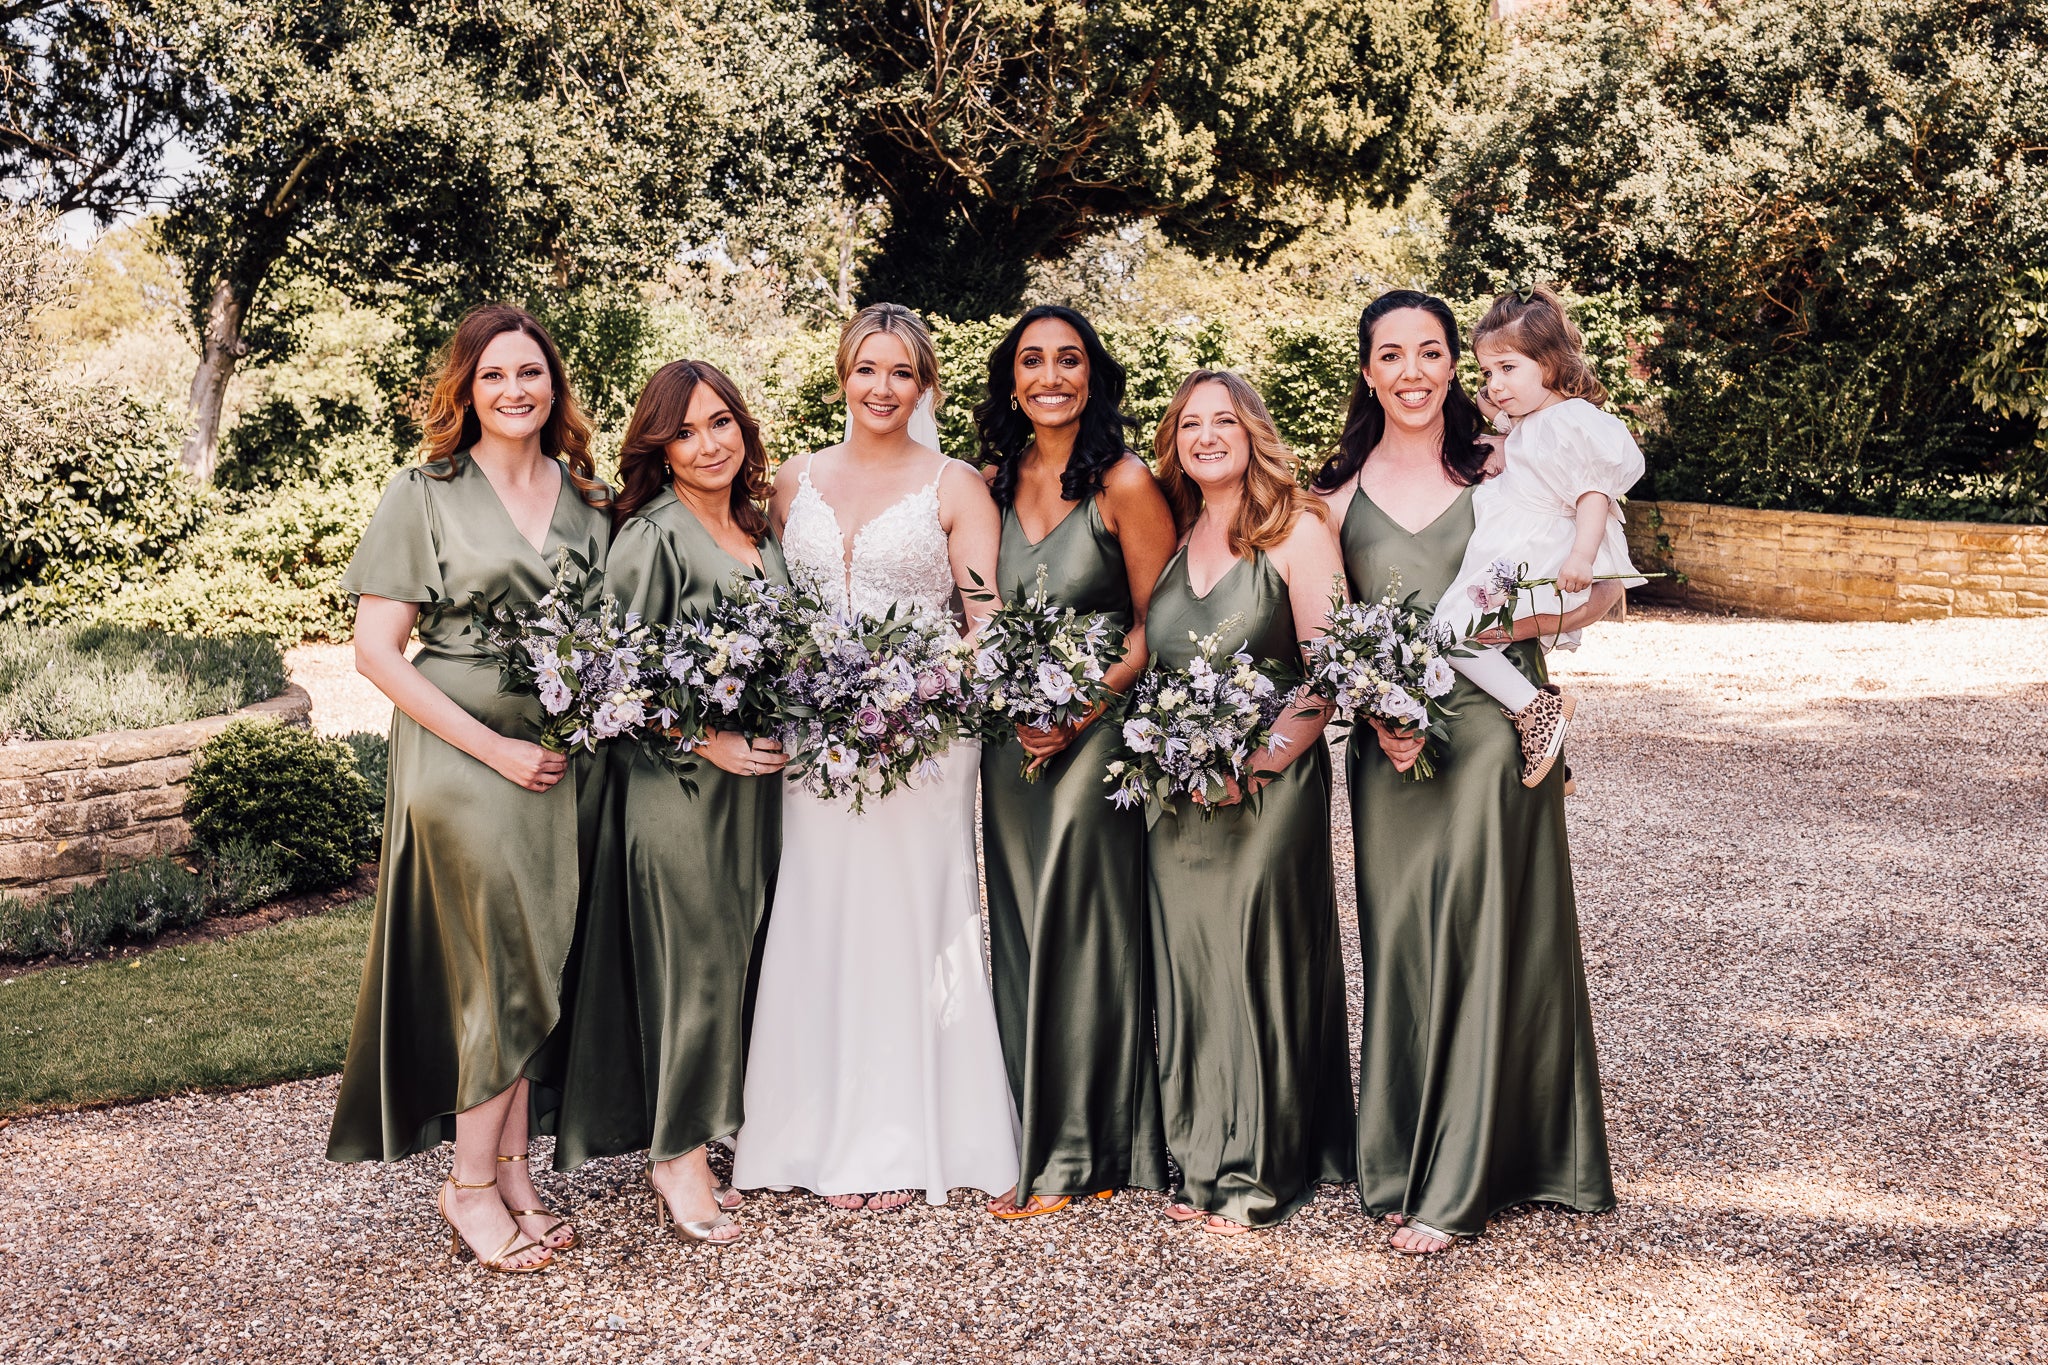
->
[
  {"left": 971, "top": 306, "right": 1177, "bottom": 1218},
  {"left": 1310, "top": 289, "right": 1618, "bottom": 1256},
  {"left": 546, "top": 361, "right": 789, "bottom": 1245},
  {"left": 1144, "top": 370, "right": 1356, "bottom": 1236},
  {"left": 326, "top": 304, "right": 613, "bottom": 1273}
]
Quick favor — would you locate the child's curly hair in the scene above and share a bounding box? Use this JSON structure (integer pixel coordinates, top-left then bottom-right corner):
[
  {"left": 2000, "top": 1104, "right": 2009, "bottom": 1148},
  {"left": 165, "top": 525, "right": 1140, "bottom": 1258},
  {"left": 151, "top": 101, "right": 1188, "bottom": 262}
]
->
[{"left": 1471, "top": 285, "right": 1608, "bottom": 407}]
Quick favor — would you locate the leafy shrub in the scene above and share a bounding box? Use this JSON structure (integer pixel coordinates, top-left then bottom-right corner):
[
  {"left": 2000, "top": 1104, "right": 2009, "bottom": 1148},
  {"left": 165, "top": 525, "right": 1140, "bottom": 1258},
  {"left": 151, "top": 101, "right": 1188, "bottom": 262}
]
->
[
  {"left": 185, "top": 721, "right": 377, "bottom": 893},
  {"left": 0, "top": 842, "right": 291, "bottom": 960},
  {"left": 0, "top": 393, "right": 208, "bottom": 622},
  {"left": 0, "top": 620, "right": 286, "bottom": 742},
  {"left": 341, "top": 730, "right": 390, "bottom": 845},
  {"left": 93, "top": 432, "right": 398, "bottom": 642},
  {"left": 1436, "top": 0, "right": 2048, "bottom": 521}
]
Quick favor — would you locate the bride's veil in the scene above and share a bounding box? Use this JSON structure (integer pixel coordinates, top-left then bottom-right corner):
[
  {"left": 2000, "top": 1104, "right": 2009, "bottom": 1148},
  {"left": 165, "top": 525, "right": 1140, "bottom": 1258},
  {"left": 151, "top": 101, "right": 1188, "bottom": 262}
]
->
[{"left": 844, "top": 388, "right": 943, "bottom": 453}]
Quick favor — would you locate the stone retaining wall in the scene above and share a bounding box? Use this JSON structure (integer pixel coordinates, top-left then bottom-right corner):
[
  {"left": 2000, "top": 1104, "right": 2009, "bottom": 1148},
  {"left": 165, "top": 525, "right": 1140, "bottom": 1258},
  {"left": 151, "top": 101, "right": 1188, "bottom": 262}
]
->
[
  {"left": 0, "top": 685, "right": 313, "bottom": 902},
  {"left": 1623, "top": 501, "right": 2048, "bottom": 621}
]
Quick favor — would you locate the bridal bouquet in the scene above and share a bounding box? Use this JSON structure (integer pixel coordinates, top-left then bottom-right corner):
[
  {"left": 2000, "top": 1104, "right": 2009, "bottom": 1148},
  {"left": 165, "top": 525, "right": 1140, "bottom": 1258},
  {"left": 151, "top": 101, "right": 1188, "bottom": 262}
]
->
[
  {"left": 471, "top": 544, "right": 653, "bottom": 756},
  {"left": 1104, "top": 616, "right": 1298, "bottom": 817},
  {"left": 968, "top": 566, "right": 1126, "bottom": 781},
  {"left": 1306, "top": 574, "right": 1458, "bottom": 782},
  {"left": 776, "top": 602, "right": 976, "bottom": 812},
  {"left": 641, "top": 574, "right": 804, "bottom": 774}
]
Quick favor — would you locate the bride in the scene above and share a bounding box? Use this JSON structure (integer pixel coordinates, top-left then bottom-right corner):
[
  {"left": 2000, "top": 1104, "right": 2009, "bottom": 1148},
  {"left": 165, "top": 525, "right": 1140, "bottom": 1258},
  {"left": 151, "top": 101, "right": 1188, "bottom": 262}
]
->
[{"left": 731, "top": 302, "right": 1021, "bottom": 1210}]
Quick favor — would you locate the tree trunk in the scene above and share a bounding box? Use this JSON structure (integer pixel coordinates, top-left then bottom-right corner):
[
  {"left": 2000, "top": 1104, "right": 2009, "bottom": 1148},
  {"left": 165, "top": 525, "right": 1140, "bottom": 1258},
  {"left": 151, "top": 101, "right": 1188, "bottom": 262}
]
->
[{"left": 181, "top": 276, "right": 247, "bottom": 482}]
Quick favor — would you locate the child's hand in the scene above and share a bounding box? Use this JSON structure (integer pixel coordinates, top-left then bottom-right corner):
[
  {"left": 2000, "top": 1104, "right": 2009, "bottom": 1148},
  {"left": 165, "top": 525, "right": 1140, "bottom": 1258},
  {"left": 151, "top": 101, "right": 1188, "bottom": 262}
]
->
[
  {"left": 1478, "top": 435, "right": 1506, "bottom": 479},
  {"left": 1557, "top": 555, "right": 1595, "bottom": 594}
]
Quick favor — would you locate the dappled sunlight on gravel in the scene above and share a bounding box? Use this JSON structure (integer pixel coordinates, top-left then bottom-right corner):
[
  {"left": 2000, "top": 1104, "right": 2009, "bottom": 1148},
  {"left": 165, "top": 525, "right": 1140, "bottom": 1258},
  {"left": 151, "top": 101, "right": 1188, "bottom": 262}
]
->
[{"left": 1, "top": 606, "right": 2042, "bottom": 1362}]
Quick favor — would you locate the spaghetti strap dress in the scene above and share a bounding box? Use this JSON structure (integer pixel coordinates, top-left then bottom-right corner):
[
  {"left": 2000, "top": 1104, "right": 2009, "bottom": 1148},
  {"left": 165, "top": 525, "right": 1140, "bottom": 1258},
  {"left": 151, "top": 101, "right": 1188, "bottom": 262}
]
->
[
  {"left": 1143, "top": 547, "right": 1355, "bottom": 1228},
  {"left": 980, "top": 497, "right": 1168, "bottom": 1201},
  {"left": 1338, "top": 484, "right": 1615, "bottom": 1236}
]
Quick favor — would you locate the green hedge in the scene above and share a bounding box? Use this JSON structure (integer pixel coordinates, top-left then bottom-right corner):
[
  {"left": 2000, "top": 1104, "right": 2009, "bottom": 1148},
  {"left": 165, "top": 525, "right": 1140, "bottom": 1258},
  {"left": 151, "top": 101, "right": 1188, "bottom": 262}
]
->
[
  {"left": 0, "top": 843, "right": 287, "bottom": 961},
  {"left": 185, "top": 720, "right": 378, "bottom": 893}
]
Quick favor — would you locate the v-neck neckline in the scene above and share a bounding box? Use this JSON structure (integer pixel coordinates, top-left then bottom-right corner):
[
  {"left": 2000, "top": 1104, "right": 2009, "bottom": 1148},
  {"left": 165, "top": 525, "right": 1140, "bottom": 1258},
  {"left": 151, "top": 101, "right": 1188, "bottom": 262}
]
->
[
  {"left": 1181, "top": 545, "right": 1249, "bottom": 602},
  {"left": 663, "top": 487, "right": 766, "bottom": 575},
  {"left": 469, "top": 452, "right": 570, "bottom": 561},
  {"left": 1353, "top": 481, "right": 1469, "bottom": 539},
  {"left": 1011, "top": 497, "right": 1087, "bottom": 549}
]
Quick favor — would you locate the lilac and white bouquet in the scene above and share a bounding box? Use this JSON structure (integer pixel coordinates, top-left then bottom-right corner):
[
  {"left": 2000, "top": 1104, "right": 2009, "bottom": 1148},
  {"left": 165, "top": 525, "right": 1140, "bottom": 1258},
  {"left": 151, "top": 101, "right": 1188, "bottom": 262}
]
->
[
  {"left": 1463, "top": 557, "right": 1661, "bottom": 645},
  {"left": 968, "top": 566, "right": 1126, "bottom": 781},
  {"left": 641, "top": 574, "right": 804, "bottom": 773},
  {"left": 472, "top": 544, "right": 652, "bottom": 756},
  {"left": 1306, "top": 573, "right": 1458, "bottom": 781},
  {"left": 776, "top": 602, "right": 977, "bottom": 812},
  {"left": 1103, "top": 615, "right": 1298, "bottom": 817}
]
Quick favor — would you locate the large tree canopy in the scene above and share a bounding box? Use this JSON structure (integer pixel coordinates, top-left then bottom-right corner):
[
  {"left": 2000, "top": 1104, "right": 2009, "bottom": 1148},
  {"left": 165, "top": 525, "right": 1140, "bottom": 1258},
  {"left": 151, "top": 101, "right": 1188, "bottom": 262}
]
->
[
  {"left": 828, "top": 0, "right": 1489, "bottom": 319},
  {"left": 3, "top": 0, "right": 840, "bottom": 478},
  {"left": 1437, "top": 0, "right": 2048, "bottom": 517}
]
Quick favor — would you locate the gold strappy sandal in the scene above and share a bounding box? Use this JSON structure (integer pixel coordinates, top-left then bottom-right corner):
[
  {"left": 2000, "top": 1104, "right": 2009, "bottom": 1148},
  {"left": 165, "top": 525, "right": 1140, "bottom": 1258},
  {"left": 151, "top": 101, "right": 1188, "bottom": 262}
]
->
[
  {"left": 497, "top": 1151, "right": 578, "bottom": 1249},
  {"left": 438, "top": 1177, "right": 552, "bottom": 1273},
  {"left": 647, "top": 1169, "right": 743, "bottom": 1245}
]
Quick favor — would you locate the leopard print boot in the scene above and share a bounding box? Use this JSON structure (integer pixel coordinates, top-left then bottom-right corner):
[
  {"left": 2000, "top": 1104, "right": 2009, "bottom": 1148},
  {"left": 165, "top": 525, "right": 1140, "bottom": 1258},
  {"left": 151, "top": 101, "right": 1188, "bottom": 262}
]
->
[{"left": 1509, "top": 687, "right": 1576, "bottom": 788}]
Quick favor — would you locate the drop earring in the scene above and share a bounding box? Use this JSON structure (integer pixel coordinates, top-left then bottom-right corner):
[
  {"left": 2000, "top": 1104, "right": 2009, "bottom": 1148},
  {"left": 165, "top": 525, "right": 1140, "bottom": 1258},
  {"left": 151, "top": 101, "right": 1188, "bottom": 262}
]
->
[{"left": 1010, "top": 395, "right": 1019, "bottom": 410}]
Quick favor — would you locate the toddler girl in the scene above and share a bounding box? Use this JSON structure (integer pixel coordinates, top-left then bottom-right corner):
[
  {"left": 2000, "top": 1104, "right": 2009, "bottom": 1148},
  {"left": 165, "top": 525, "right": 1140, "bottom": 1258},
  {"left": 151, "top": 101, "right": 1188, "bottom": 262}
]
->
[{"left": 1437, "top": 285, "right": 1647, "bottom": 787}]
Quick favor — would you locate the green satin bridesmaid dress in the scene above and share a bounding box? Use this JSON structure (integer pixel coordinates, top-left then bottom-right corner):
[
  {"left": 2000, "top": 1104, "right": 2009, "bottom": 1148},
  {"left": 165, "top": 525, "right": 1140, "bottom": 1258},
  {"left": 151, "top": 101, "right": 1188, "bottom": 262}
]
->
[
  {"left": 327, "top": 454, "right": 610, "bottom": 1163},
  {"left": 1338, "top": 484, "right": 1615, "bottom": 1237},
  {"left": 981, "top": 498, "right": 1169, "bottom": 1201},
  {"left": 547, "top": 487, "right": 788, "bottom": 1170},
  {"left": 1143, "top": 547, "right": 1355, "bottom": 1228}
]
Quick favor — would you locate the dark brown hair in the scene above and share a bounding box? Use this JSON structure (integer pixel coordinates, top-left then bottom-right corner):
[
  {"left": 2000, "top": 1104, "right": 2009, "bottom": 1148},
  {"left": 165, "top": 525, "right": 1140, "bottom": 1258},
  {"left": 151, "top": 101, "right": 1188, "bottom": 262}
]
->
[
  {"left": 612, "top": 360, "right": 771, "bottom": 540},
  {"left": 1310, "top": 290, "right": 1491, "bottom": 493},
  {"left": 1154, "top": 370, "right": 1326, "bottom": 557},
  {"left": 1471, "top": 284, "right": 1610, "bottom": 405},
  {"left": 418, "top": 304, "right": 608, "bottom": 505}
]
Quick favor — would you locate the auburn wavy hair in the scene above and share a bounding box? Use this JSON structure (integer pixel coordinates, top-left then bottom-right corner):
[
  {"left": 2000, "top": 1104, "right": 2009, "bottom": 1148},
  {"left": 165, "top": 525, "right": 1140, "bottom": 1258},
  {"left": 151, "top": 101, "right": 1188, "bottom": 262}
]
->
[
  {"left": 418, "top": 304, "right": 608, "bottom": 505},
  {"left": 612, "top": 360, "right": 771, "bottom": 539},
  {"left": 1153, "top": 370, "right": 1326, "bottom": 556},
  {"left": 1470, "top": 283, "right": 1609, "bottom": 406}
]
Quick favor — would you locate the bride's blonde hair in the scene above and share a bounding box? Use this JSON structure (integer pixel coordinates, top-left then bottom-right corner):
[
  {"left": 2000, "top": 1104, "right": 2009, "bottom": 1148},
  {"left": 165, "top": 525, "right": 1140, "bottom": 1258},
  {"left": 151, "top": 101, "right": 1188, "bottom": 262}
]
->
[{"left": 835, "top": 303, "right": 945, "bottom": 412}]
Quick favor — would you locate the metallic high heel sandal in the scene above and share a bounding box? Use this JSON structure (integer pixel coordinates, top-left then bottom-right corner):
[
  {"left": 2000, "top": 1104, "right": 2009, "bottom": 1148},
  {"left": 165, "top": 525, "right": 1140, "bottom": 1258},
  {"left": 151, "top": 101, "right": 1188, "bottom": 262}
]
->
[
  {"left": 497, "top": 1151, "right": 578, "bottom": 1249},
  {"left": 438, "top": 1177, "right": 552, "bottom": 1273},
  {"left": 714, "top": 1181, "right": 743, "bottom": 1212},
  {"left": 647, "top": 1169, "right": 743, "bottom": 1245}
]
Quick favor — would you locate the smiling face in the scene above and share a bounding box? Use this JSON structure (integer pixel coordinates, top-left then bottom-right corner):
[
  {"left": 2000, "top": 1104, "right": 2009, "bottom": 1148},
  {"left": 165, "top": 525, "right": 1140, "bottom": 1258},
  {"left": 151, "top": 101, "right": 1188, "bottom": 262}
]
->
[
  {"left": 664, "top": 379, "right": 748, "bottom": 499},
  {"left": 1474, "top": 340, "right": 1554, "bottom": 418},
  {"left": 1173, "top": 379, "right": 1251, "bottom": 493},
  {"left": 843, "top": 331, "right": 922, "bottom": 438},
  {"left": 1363, "top": 307, "right": 1455, "bottom": 439},
  {"left": 1013, "top": 316, "right": 1091, "bottom": 433},
  {"left": 471, "top": 329, "right": 554, "bottom": 445}
]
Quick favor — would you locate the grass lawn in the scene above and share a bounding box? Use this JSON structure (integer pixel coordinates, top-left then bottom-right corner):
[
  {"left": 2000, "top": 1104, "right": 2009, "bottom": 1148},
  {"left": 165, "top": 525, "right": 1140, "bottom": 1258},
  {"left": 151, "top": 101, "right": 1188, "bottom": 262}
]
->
[{"left": 0, "top": 900, "right": 369, "bottom": 1119}]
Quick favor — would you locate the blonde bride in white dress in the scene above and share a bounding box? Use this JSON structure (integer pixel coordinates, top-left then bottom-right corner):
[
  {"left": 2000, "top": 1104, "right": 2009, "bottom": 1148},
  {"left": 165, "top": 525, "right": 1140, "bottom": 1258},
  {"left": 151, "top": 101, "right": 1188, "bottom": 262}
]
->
[{"left": 731, "top": 303, "right": 1021, "bottom": 1210}]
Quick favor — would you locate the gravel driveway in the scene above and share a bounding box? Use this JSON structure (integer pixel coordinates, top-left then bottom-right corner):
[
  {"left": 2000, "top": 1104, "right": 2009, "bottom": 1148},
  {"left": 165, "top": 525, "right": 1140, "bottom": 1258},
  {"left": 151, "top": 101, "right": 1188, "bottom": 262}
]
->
[{"left": 2, "top": 607, "right": 2043, "bottom": 1363}]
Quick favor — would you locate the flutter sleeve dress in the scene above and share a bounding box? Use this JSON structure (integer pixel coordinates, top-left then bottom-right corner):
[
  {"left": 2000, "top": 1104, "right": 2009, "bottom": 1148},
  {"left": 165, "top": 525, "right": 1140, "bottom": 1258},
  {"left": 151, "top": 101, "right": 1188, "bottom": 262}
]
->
[
  {"left": 547, "top": 487, "right": 789, "bottom": 1170},
  {"left": 980, "top": 496, "right": 1169, "bottom": 1203},
  {"left": 326, "top": 453, "right": 610, "bottom": 1163},
  {"left": 1142, "top": 546, "right": 1355, "bottom": 1228},
  {"left": 1339, "top": 484, "right": 1615, "bottom": 1238}
]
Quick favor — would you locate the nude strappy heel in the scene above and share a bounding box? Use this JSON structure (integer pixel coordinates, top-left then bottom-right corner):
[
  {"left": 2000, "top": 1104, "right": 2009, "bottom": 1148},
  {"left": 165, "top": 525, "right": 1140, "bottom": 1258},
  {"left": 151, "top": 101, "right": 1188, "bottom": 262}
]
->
[
  {"left": 497, "top": 1151, "right": 578, "bottom": 1249},
  {"left": 437, "top": 1177, "right": 552, "bottom": 1273},
  {"left": 647, "top": 1169, "right": 744, "bottom": 1245}
]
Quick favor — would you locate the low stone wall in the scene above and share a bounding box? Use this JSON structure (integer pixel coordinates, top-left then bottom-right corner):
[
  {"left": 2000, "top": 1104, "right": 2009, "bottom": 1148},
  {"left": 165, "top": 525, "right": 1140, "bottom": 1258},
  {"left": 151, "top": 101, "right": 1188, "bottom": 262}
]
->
[
  {"left": 1624, "top": 501, "right": 2048, "bottom": 621},
  {"left": 0, "top": 685, "right": 313, "bottom": 902}
]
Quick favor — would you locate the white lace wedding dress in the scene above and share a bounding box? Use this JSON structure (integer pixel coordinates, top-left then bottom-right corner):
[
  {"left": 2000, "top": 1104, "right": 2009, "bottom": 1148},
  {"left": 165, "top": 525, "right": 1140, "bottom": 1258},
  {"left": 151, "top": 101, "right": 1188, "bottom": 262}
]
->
[{"left": 731, "top": 452, "right": 1021, "bottom": 1203}]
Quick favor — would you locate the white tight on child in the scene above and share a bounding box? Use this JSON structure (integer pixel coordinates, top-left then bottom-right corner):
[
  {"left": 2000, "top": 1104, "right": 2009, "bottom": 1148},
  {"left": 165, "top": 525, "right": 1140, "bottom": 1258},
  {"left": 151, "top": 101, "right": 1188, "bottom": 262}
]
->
[{"left": 1450, "top": 646, "right": 1539, "bottom": 713}]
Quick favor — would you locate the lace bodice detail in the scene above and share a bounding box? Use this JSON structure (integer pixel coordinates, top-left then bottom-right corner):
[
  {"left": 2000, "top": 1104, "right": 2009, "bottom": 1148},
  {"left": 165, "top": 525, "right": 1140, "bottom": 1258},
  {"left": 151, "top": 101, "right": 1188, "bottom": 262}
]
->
[{"left": 782, "top": 460, "right": 958, "bottom": 619}]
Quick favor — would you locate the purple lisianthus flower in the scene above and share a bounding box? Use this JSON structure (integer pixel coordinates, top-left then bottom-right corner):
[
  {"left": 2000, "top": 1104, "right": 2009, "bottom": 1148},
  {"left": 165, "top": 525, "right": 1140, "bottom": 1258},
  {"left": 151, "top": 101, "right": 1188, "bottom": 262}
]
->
[{"left": 856, "top": 705, "right": 887, "bottom": 736}]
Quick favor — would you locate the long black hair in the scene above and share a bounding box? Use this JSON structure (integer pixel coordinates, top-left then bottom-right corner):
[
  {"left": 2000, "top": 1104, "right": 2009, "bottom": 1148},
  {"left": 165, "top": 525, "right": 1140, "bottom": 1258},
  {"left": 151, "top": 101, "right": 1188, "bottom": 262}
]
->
[
  {"left": 1310, "top": 289, "right": 1491, "bottom": 492},
  {"left": 974, "top": 305, "right": 1139, "bottom": 508}
]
